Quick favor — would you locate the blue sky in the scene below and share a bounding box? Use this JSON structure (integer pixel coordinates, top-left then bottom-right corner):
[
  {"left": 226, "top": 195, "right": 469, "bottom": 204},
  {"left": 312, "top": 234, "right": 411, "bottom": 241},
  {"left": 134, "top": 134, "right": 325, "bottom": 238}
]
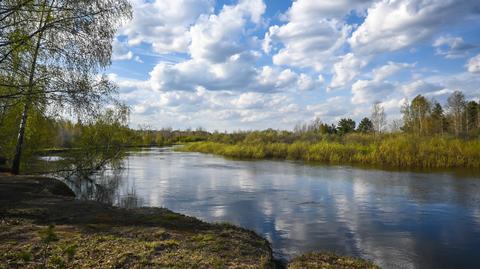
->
[{"left": 108, "top": 0, "right": 480, "bottom": 131}]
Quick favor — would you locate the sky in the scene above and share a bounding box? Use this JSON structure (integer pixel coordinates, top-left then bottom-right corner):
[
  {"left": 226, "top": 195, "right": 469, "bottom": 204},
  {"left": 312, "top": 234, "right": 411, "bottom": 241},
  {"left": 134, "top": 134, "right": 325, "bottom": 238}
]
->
[{"left": 108, "top": 0, "right": 480, "bottom": 131}]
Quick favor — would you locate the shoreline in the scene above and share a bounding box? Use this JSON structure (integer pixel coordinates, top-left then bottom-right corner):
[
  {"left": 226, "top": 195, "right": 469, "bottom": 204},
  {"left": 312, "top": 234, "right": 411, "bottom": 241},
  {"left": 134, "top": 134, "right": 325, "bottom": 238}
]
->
[{"left": 0, "top": 175, "right": 379, "bottom": 268}]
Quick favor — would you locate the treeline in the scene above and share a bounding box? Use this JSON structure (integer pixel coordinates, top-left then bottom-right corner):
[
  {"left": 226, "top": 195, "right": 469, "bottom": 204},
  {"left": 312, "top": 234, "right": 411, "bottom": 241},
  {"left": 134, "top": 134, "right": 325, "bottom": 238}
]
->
[
  {"left": 0, "top": 113, "right": 209, "bottom": 159},
  {"left": 289, "top": 91, "right": 479, "bottom": 139},
  {"left": 179, "top": 90, "right": 480, "bottom": 169},
  {"left": 0, "top": 109, "right": 211, "bottom": 173},
  {"left": 132, "top": 127, "right": 210, "bottom": 146},
  {"left": 402, "top": 91, "right": 479, "bottom": 137}
]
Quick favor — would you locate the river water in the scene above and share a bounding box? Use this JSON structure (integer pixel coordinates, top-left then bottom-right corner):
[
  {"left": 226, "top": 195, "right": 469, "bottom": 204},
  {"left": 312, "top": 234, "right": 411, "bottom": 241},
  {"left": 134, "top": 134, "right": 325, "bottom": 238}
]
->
[{"left": 65, "top": 147, "right": 480, "bottom": 269}]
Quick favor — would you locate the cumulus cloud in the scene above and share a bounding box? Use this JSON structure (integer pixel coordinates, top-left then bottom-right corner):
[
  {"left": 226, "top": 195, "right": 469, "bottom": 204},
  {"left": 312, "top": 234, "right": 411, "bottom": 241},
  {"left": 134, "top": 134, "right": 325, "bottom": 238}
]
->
[
  {"left": 120, "top": 0, "right": 214, "bottom": 53},
  {"left": 350, "top": 0, "right": 480, "bottom": 55},
  {"left": 144, "top": 0, "right": 263, "bottom": 92},
  {"left": 350, "top": 62, "right": 414, "bottom": 104},
  {"left": 148, "top": 55, "right": 320, "bottom": 93},
  {"left": 189, "top": 0, "right": 265, "bottom": 63},
  {"left": 285, "top": 0, "right": 372, "bottom": 20},
  {"left": 256, "top": 67, "right": 322, "bottom": 92},
  {"left": 148, "top": 52, "right": 258, "bottom": 92},
  {"left": 351, "top": 80, "right": 395, "bottom": 104},
  {"left": 116, "top": 80, "right": 303, "bottom": 129},
  {"left": 264, "top": 0, "right": 355, "bottom": 71},
  {"left": 329, "top": 53, "right": 367, "bottom": 90},
  {"left": 144, "top": 0, "right": 320, "bottom": 94},
  {"left": 467, "top": 54, "right": 480, "bottom": 73},
  {"left": 350, "top": 60, "right": 445, "bottom": 106}
]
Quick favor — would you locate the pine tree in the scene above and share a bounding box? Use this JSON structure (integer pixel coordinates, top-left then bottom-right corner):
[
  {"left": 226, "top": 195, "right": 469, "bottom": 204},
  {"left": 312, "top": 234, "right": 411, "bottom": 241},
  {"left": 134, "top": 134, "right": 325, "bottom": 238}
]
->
[{"left": 357, "top": 117, "right": 374, "bottom": 133}]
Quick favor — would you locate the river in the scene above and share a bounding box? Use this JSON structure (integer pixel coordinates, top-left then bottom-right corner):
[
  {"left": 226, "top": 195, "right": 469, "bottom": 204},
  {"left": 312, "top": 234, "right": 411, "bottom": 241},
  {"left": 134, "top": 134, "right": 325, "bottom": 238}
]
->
[{"left": 62, "top": 147, "right": 480, "bottom": 269}]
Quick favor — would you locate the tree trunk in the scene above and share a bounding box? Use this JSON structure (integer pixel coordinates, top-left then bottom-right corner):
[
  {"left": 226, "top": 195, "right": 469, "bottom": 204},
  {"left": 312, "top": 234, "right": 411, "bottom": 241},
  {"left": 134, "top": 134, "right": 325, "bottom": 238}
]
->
[
  {"left": 10, "top": 2, "right": 47, "bottom": 174},
  {"left": 11, "top": 101, "right": 29, "bottom": 174}
]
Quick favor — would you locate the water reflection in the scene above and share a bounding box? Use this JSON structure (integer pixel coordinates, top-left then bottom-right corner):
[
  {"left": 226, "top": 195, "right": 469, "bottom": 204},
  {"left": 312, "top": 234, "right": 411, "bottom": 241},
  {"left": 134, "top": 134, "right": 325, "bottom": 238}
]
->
[
  {"left": 63, "top": 168, "right": 143, "bottom": 208},
  {"left": 66, "top": 148, "right": 480, "bottom": 269}
]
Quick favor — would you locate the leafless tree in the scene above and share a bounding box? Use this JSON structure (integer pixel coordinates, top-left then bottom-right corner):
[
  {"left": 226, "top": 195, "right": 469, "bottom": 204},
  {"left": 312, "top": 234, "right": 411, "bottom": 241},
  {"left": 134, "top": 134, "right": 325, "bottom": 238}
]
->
[{"left": 371, "top": 101, "right": 386, "bottom": 134}]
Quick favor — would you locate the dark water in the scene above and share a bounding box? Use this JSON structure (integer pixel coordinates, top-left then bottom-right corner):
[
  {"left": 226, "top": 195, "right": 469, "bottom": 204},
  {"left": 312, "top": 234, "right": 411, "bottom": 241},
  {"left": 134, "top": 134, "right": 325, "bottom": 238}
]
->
[{"left": 66, "top": 147, "right": 480, "bottom": 269}]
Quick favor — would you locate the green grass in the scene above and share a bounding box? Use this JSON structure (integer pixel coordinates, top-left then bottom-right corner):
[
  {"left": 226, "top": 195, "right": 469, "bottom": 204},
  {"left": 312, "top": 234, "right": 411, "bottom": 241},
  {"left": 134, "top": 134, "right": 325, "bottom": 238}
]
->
[
  {"left": 178, "top": 134, "right": 480, "bottom": 169},
  {"left": 0, "top": 176, "right": 274, "bottom": 269},
  {"left": 288, "top": 252, "right": 380, "bottom": 269}
]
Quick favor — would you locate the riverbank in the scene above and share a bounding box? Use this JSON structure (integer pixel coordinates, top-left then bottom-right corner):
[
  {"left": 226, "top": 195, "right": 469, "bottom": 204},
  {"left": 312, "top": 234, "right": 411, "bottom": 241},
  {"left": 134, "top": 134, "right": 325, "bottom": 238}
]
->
[
  {"left": 178, "top": 134, "right": 480, "bottom": 169},
  {"left": 0, "top": 175, "right": 379, "bottom": 268}
]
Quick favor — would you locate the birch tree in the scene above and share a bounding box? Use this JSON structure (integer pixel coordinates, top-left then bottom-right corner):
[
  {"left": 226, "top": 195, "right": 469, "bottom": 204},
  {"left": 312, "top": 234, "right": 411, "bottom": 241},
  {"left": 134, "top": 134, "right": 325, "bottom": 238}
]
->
[
  {"left": 447, "top": 91, "right": 466, "bottom": 137},
  {"left": 371, "top": 101, "right": 386, "bottom": 134},
  {"left": 0, "top": 0, "right": 132, "bottom": 174}
]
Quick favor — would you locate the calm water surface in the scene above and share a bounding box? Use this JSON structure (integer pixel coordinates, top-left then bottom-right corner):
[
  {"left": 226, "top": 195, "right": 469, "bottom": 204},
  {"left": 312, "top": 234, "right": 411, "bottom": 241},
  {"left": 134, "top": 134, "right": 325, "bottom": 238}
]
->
[{"left": 68, "top": 147, "right": 480, "bottom": 269}]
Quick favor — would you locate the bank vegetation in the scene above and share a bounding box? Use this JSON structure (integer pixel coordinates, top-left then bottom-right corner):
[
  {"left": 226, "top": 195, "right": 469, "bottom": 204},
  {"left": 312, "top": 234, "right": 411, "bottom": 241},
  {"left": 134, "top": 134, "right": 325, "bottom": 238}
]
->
[{"left": 180, "top": 92, "right": 480, "bottom": 169}]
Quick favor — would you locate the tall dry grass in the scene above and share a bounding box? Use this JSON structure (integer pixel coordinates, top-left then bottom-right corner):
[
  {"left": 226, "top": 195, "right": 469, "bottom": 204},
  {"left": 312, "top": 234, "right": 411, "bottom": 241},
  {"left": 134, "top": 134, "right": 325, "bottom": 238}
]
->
[{"left": 178, "top": 134, "right": 480, "bottom": 168}]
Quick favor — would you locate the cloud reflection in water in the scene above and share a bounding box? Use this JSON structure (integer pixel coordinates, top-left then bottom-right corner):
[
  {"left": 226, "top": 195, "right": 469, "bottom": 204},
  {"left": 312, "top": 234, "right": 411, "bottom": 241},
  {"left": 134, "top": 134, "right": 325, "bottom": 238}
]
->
[{"left": 77, "top": 148, "right": 480, "bottom": 269}]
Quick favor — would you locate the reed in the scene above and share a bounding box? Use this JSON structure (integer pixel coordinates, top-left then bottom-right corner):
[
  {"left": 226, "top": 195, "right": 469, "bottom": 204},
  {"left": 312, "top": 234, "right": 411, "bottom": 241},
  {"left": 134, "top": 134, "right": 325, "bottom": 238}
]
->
[{"left": 178, "top": 134, "right": 480, "bottom": 168}]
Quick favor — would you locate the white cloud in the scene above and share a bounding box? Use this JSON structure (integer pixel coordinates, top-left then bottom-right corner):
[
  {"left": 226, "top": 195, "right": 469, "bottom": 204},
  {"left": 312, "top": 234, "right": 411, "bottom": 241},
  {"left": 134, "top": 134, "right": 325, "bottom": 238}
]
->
[
  {"left": 148, "top": 53, "right": 255, "bottom": 92},
  {"left": 467, "top": 54, "right": 480, "bottom": 73},
  {"left": 121, "top": 0, "right": 214, "bottom": 53},
  {"left": 351, "top": 79, "right": 395, "bottom": 104},
  {"left": 307, "top": 96, "right": 350, "bottom": 122},
  {"left": 372, "top": 62, "right": 415, "bottom": 81},
  {"left": 148, "top": 54, "right": 320, "bottom": 93},
  {"left": 297, "top": 74, "right": 321, "bottom": 91},
  {"left": 329, "top": 53, "right": 368, "bottom": 90},
  {"left": 112, "top": 39, "right": 134, "bottom": 61},
  {"left": 113, "top": 51, "right": 133, "bottom": 61},
  {"left": 351, "top": 71, "right": 447, "bottom": 106},
  {"left": 189, "top": 0, "right": 265, "bottom": 63},
  {"left": 400, "top": 80, "right": 444, "bottom": 97},
  {"left": 231, "top": 92, "right": 266, "bottom": 109},
  {"left": 133, "top": 56, "right": 144, "bottom": 63},
  {"left": 264, "top": 0, "right": 354, "bottom": 71},
  {"left": 108, "top": 73, "right": 150, "bottom": 93},
  {"left": 433, "top": 36, "right": 476, "bottom": 59},
  {"left": 257, "top": 67, "right": 297, "bottom": 89},
  {"left": 350, "top": 0, "right": 480, "bottom": 55},
  {"left": 117, "top": 82, "right": 303, "bottom": 129},
  {"left": 426, "top": 71, "right": 480, "bottom": 99},
  {"left": 286, "top": 0, "right": 371, "bottom": 21},
  {"left": 142, "top": 0, "right": 322, "bottom": 94}
]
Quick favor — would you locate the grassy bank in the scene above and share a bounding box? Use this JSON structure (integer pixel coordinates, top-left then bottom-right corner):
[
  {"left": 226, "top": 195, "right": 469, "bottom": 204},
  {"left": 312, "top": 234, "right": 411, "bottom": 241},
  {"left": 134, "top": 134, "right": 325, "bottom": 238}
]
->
[
  {"left": 288, "top": 253, "right": 379, "bottom": 269},
  {"left": 0, "top": 175, "right": 379, "bottom": 268},
  {"left": 0, "top": 175, "right": 273, "bottom": 268},
  {"left": 178, "top": 134, "right": 480, "bottom": 169}
]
